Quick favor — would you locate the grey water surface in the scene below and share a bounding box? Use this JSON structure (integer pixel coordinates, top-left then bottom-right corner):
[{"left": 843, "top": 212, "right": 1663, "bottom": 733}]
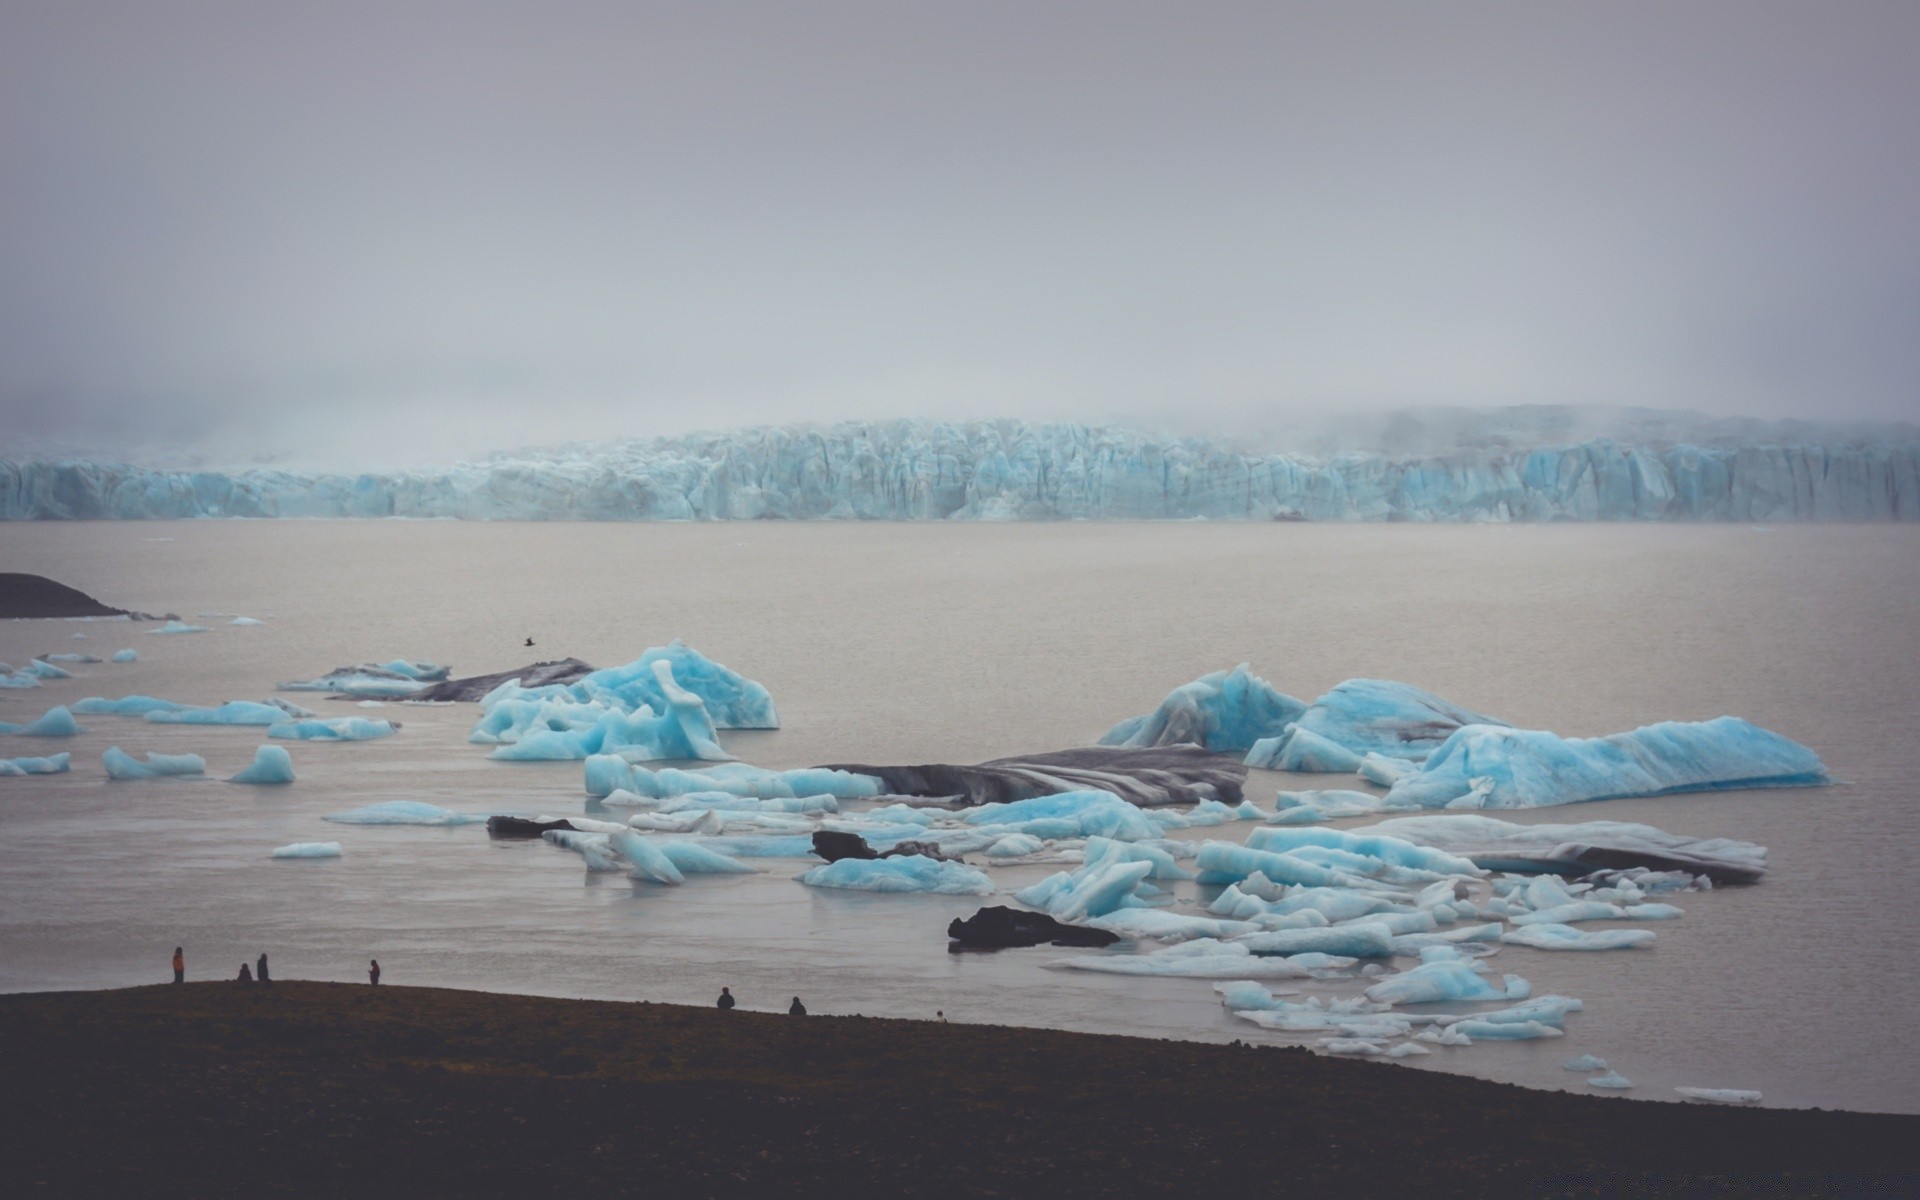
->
[{"left": 1, "top": 520, "right": 1915, "bottom": 1112}]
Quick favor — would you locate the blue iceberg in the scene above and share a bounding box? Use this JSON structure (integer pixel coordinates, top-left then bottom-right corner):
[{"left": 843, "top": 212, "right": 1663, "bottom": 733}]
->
[
  {"left": 0, "top": 705, "right": 82, "bottom": 736},
  {"left": 798, "top": 855, "right": 994, "bottom": 895},
  {"left": 655, "top": 840, "right": 758, "bottom": 875},
  {"left": 104, "top": 747, "right": 206, "bottom": 779},
  {"left": 1245, "top": 825, "right": 1484, "bottom": 877},
  {"left": 1382, "top": 717, "right": 1829, "bottom": 810},
  {"left": 148, "top": 700, "right": 294, "bottom": 726},
  {"left": 1245, "top": 727, "right": 1363, "bottom": 773},
  {"left": 74, "top": 695, "right": 191, "bottom": 716},
  {"left": 572, "top": 642, "right": 777, "bottom": 729},
  {"left": 268, "top": 717, "right": 398, "bottom": 741},
  {"left": 1284, "top": 679, "right": 1507, "bottom": 764},
  {"left": 227, "top": 745, "right": 296, "bottom": 785},
  {"left": 1100, "top": 665, "right": 1305, "bottom": 752},
  {"left": 271, "top": 842, "right": 342, "bottom": 859},
  {"left": 479, "top": 660, "right": 729, "bottom": 762},
  {"left": 960, "top": 790, "right": 1161, "bottom": 842},
  {"left": 0, "top": 752, "right": 70, "bottom": 776},
  {"left": 111, "top": 649, "right": 138, "bottom": 663},
  {"left": 149, "top": 620, "right": 210, "bottom": 635},
  {"left": 323, "top": 801, "right": 487, "bottom": 825},
  {"left": 1500, "top": 923, "right": 1656, "bottom": 950}
]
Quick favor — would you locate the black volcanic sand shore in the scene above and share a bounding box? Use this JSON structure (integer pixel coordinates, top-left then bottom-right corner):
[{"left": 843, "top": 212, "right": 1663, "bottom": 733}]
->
[
  {"left": 1, "top": 986, "right": 1913, "bottom": 1198},
  {"left": 0, "top": 571, "right": 142, "bottom": 619}
]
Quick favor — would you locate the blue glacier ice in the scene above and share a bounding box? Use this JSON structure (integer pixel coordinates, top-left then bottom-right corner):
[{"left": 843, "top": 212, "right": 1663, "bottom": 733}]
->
[
  {"left": 1588, "top": 1071, "right": 1634, "bottom": 1089},
  {"left": 227, "top": 745, "right": 296, "bottom": 785},
  {"left": 476, "top": 657, "right": 749, "bottom": 762},
  {"left": 1082, "top": 910, "right": 1257, "bottom": 941},
  {"left": 654, "top": 840, "right": 759, "bottom": 875},
  {"left": 1266, "top": 789, "right": 1391, "bottom": 823},
  {"left": 24, "top": 659, "right": 73, "bottom": 679},
  {"left": 148, "top": 700, "right": 295, "bottom": 726},
  {"left": 1279, "top": 679, "right": 1508, "bottom": 766},
  {"left": 960, "top": 790, "right": 1161, "bottom": 841},
  {"left": 271, "top": 842, "right": 342, "bottom": 859},
  {"left": 1100, "top": 665, "right": 1305, "bottom": 752},
  {"left": 1364, "top": 952, "right": 1529, "bottom": 1005},
  {"left": 230, "top": 616, "right": 264, "bottom": 626},
  {"left": 798, "top": 855, "right": 994, "bottom": 895},
  {"left": 1194, "top": 842, "right": 1385, "bottom": 890},
  {"left": 111, "top": 649, "right": 138, "bottom": 663},
  {"left": 544, "top": 830, "right": 625, "bottom": 871},
  {"left": 1382, "top": 717, "right": 1829, "bottom": 810},
  {"left": 323, "top": 801, "right": 488, "bottom": 825},
  {"left": 1234, "top": 922, "right": 1398, "bottom": 958},
  {"left": 74, "top": 695, "right": 191, "bottom": 716},
  {"left": 0, "top": 752, "right": 70, "bottom": 775},
  {"left": 1244, "top": 826, "right": 1484, "bottom": 877},
  {"left": 571, "top": 643, "right": 777, "bottom": 729},
  {"left": 8, "top": 417, "right": 1918, "bottom": 522},
  {"left": 1015, "top": 859, "right": 1156, "bottom": 921},
  {"left": 585, "top": 759, "right": 880, "bottom": 799},
  {"left": 1058, "top": 940, "right": 1355, "bottom": 978},
  {"left": 0, "top": 669, "right": 40, "bottom": 688},
  {"left": 610, "top": 830, "right": 687, "bottom": 883},
  {"left": 268, "top": 717, "right": 398, "bottom": 741},
  {"left": 1447, "top": 1019, "right": 1563, "bottom": 1041},
  {"left": 1564, "top": 1054, "right": 1609, "bottom": 1071},
  {"left": 150, "top": 620, "right": 210, "bottom": 635},
  {"left": 0, "top": 705, "right": 82, "bottom": 736},
  {"left": 1500, "top": 923, "right": 1656, "bottom": 950},
  {"left": 104, "top": 747, "right": 206, "bottom": 779}
]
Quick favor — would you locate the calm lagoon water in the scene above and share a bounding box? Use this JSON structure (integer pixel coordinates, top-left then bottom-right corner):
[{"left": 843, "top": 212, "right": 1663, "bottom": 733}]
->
[{"left": 2, "top": 520, "right": 1916, "bottom": 1113}]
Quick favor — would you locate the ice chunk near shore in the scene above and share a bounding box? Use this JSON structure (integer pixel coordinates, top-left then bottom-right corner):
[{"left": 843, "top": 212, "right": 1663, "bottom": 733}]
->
[
  {"left": 1588, "top": 1071, "right": 1634, "bottom": 1089},
  {"left": 111, "top": 649, "right": 137, "bottom": 663},
  {"left": 148, "top": 700, "right": 294, "bottom": 726},
  {"left": 1384, "top": 717, "right": 1828, "bottom": 811},
  {"left": 1363, "top": 951, "right": 1528, "bottom": 1004},
  {"left": 104, "top": 747, "right": 205, "bottom": 779},
  {"left": 1099, "top": 665, "right": 1306, "bottom": 753},
  {"left": 150, "top": 620, "right": 210, "bottom": 635},
  {"left": 271, "top": 842, "right": 341, "bottom": 859},
  {"left": 1015, "top": 859, "right": 1155, "bottom": 921},
  {"left": 323, "top": 801, "right": 486, "bottom": 826},
  {"left": 229, "top": 616, "right": 264, "bottom": 625},
  {"left": 1676, "top": 1087, "right": 1761, "bottom": 1104},
  {"left": 227, "top": 745, "right": 295, "bottom": 785},
  {"left": 269, "top": 717, "right": 398, "bottom": 741},
  {"left": 1448, "top": 1019, "right": 1563, "bottom": 1040},
  {"left": 798, "top": 855, "right": 994, "bottom": 895},
  {"left": 0, "top": 752, "right": 70, "bottom": 775},
  {"left": 0, "top": 705, "right": 82, "bottom": 736},
  {"left": 1501, "top": 923, "right": 1656, "bottom": 950},
  {"left": 1563, "top": 1054, "right": 1609, "bottom": 1072}
]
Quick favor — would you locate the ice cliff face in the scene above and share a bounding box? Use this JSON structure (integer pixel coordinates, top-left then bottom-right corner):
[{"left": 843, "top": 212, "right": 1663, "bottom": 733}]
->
[{"left": 4, "top": 420, "right": 1917, "bottom": 521}]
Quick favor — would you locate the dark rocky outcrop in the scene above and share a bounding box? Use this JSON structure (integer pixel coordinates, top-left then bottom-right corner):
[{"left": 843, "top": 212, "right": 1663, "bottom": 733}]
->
[
  {"left": 811, "top": 831, "right": 961, "bottom": 865},
  {"left": 947, "top": 906, "right": 1121, "bottom": 950},
  {"left": 0, "top": 573, "right": 166, "bottom": 620},
  {"left": 486, "top": 816, "right": 578, "bottom": 838},
  {"left": 820, "top": 744, "right": 1246, "bottom": 809},
  {"left": 411, "top": 658, "right": 596, "bottom": 702}
]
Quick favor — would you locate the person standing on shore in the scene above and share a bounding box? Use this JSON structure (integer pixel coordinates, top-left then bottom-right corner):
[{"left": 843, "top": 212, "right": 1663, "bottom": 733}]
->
[
  {"left": 716, "top": 987, "right": 734, "bottom": 1010},
  {"left": 237, "top": 963, "right": 252, "bottom": 983},
  {"left": 788, "top": 997, "right": 806, "bottom": 1016},
  {"left": 368, "top": 959, "right": 380, "bottom": 985},
  {"left": 171, "top": 947, "right": 184, "bottom": 984},
  {"left": 255, "top": 952, "right": 271, "bottom": 984}
]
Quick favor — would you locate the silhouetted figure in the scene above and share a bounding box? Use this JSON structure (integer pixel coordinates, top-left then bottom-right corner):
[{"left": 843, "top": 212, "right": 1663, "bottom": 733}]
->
[
  {"left": 788, "top": 997, "right": 806, "bottom": 1016},
  {"left": 368, "top": 959, "right": 381, "bottom": 986},
  {"left": 937, "top": 1010, "right": 947, "bottom": 1022},
  {"left": 172, "top": 946, "right": 184, "bottom": 984},
  {"left": 237, "top": 963, "right": 253, "bottom": 983},
  {"left": 255, "top": 952, "right": 271, "bottom": 984},
  {"left": 716, "top": 987, "right": 735, "bottom": 1010},
  {"left": 524, "top": 637, "right": 535, "bottom": 647}
]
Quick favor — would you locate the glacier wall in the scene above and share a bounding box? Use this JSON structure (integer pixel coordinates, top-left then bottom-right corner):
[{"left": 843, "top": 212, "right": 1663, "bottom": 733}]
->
[{"left": 4, "top": 420, "right": 1918, "bottom": 522}]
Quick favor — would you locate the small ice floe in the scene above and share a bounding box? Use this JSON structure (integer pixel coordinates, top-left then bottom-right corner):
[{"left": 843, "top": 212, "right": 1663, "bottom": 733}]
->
[
  {"left": 0, "top": 669, "right": 41, "bottom": 689},
  {"left": 798, "top": 855, "right": 995, "bottom": 895},
  {"left": 1676, "top": 1087, "right": 1761, "bottom": 1104},
  {"left": 149, "top": 701, "right": 293, "bottom": 726},
  {"left": 1563, "top": 1054, "right": 1608, "bottom": 1072},
  {"left": 1588, "top": 1072, "right": 1634, "bottom": 1089},
  {"left": 1267, "top": 789, "right": 1390, "bottom": 824},
  {"left": 271, "top": 842, "right": 342, "bottom": 859},
  {"left": 73, "top": 695, "right": 190, "bottom": 716},
  {"left": 268, "top": 717, "right": 398, "bottom": 741},
  {"left": 1363, "top": 947, "right": 1529, "bottom": 1005},
  {"left": 601, "top": 832, "right": 756, "bottom": 882},
  {"left": 72, "top": 632, "right": 87, "bottom": 640},
  {"left": 45, "top": 652, "right": 101, "bottom": 664},
  {"left": 585, "top": 757, "right": 880, "bottom": 800},
  {"left": 323, "top": 801, "right": 486, "bottom": 826},
  {"left": 229, "top": 616, "right": 264, "bottom": 625},
  {"left": 1056, "top": 940, "right": 1355, "bottom": 980},
  {"left": 1316, "top": 1038, "right": 1431, "bottom": 1058},
  {"left": 25, "top": 659, "right": 73, "bottom": 679},
  {"left": 227, "top": 745, "right": 295, "bottom": 785},
  {"left": 111, "top": 649, "right": 137, "bottom": 663},
  {"left": 104, "top": 748, "right": 206, "bottom": 779},
  {"left": 149, "top": 620, "right": 211, "bottom": 635},
  {"left": 0, "top": 752, "right": 71, "bottom": 776},
  {"left": 0, "top": 705, "right": 82, "bottom": 737},
  {"left": 1500, "top": 923, "right": 1656, "bottom": 951}
]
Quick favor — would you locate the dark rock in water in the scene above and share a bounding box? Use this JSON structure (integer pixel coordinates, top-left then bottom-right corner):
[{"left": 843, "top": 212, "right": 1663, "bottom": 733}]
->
[
  {"left": 1555, "top": 843, "right": 1764, "bottom": 885},
  {"left": 0, "top": 573, "right": 168, "bottom": 620},
  {"left": 811, "top": 830, "right": 880, "bottom": 862},
  {"left": 820, "top": 744, "right": 1246, "bottom": 809},
  {"left": 947, "top": 906, "right": 1121, "bottom": 950},
  {"left": 811, "top": 830, "right": 962, "bottom": 864},
  {"left": 411, "top": 658, "right": 596, "bottom": 702},
  {"left": 486, "top": 816, "right": 578, "bottom": 838}
]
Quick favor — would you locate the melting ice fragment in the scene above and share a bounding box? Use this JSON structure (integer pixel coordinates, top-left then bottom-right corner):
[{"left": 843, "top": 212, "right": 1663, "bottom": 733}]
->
[
  {"left": 1563, "top": 1054, "right": 1609, "bottom": 1072},
  {"left": 73, "top": 695, "right": 192, "bottom": 716},
  {"left": 0, "top": 752, "right": 70, "bottom": 775},
  {"left": 797, "top": 855, "right": 995, "bottom": 895},
  {"left": 227, "top": 745, "right": 295, "bottom": 785},
  {"left": 0, "top": 705, "right": 82, "bottom": 736},
  {"left": 323, "top": 801, "right": 487, "bottom": 825},
  {"left": 104, "top": 747, "right": 206, "bottom": 779},
  {"left": 1500, "top": 923, "right": 1656, "bottom": 950},
  {"left": 271, "top": 842, "right": 342, "bottom": 859},
  {"left": 269, "top": 718, "right": 398, "bottom": 741},
  {"left": 149, "top": 701, "right": 298, "bottom": 726},
  {"left": 149, "top": 620, "right": 210, "bottom": 634},
  {"left": 1588, "top": 1072, "right": 1634, "bottom": 1089},
  {"left": 111, "top": 649, "right": 138, "bottom": 663},
  {"left": 1100, "top": 665, "right": 1305, "bottom": 752},
  {"left": 1384, "top": 717, "right": 1828, "bottom": 810}
]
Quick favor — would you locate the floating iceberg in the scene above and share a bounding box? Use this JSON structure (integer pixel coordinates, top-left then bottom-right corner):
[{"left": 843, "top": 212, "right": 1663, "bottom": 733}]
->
[
  {"left": 73, "top": 695, "right": 191, "bottom": 716},
  {"left": 1245, "top": 726, "right": 1361, "bottom": 773},
  {"left": 1563, "top": 1054, "right": 1609, "bottom": 1072},
  {"left": 148, "top": 700, "right": 294, "bottom": 726},
  {"left": 149, "top": 620, "right": 210, "bottom": 635},
  {"left": 24, "top": 659, "right": 73, "bottom": 680},
  {"left": 1500, "top": 923, "right": 1656, "bottom": 951},
  {"left": 0, "top": 705, "right": 81, "bottom": 736},
  {"left": 1244, "top": 826, "right": 1484, "bottom": 877},
  {"left": 1235, "top": 922, "right": 1397, "bottom": 959},
  {"left": 0, "top": 752, "right": 70, "bottom": 776},
  {"left": 271, "top": 842, "right": 342, "bottom": 859},
  {"left": 1383, "top": 717, "right": 1828, "bottom": 810},
  {"left": 1055, "top": 940, "right": 1355, "bottom": 978},
  {"left": 323, "top": 801, "right": 487, "bottom": 825},
  {"left": 44, "top": 652, "right": 101, "bottom": 663},
  {"left": 570, "top": 642, "right": 777, "bottom": 729},
  {"left": 961, "top": 790, "right": 1162, "bottom": 842},
  {"left": 1588, "top": 1072, "right": 1634, "bottom": 1089},
  {"left": 1359, "top": 813, "right": 1768, "bottom": 883},
  {"left": 1676, "top": 1087, "right": 1761, "bottom": 1104},
  {"left": 478, "top": 659, "right": 729, "bottom": 762},
  {"left": 111, "top": 649, "right": 138, "bottom": 663},
  {"left": 227, "top": 745, "right": 295, "bottom": 785},
  {"left": 544, "top": 830, "right": 625, "bottom": 871},
  {"left": 654, "top": 840, "right": 758, "bottom": 875},
  {"left": 797, "top": 855, "right": 994, "bottom": 895},
  {"left": 1364, "top": 955, "right": 1528, "bottom": 1005},
  {"left": 584, "top": 758, "right": 881, "bottom": 800},
  {"left": 268, "top": 717, "right": 398, "bottom": 741},
  {"left": 1100, "top": 665, "right": 1305, "bottom": 752},
  {"left": 825, "top": 744, "right": 1246, "bottom": 809},
  {"left": 1279, "top": 679, "right": 1508, "bottom": 767},
  {"left": 1267, "top": 789, "right": 1391, "bottom": 823},
  {"left": 104, "top": 747, "right": 206, "bottom": 779},
  {"left": 0, "top": 670, "right": 40, "bottom": 689},
  {"left": 1082, "top": 910, "right": 1257, "bottom": 942},
  {"left": 229, "top": 616, "right": 264, "bottom": 625}
]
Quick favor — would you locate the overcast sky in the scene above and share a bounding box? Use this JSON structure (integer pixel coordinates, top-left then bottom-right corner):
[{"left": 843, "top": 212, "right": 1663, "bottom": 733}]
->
[{"left": 2, "top": 1, "right": 1915, "bottom": 468}]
